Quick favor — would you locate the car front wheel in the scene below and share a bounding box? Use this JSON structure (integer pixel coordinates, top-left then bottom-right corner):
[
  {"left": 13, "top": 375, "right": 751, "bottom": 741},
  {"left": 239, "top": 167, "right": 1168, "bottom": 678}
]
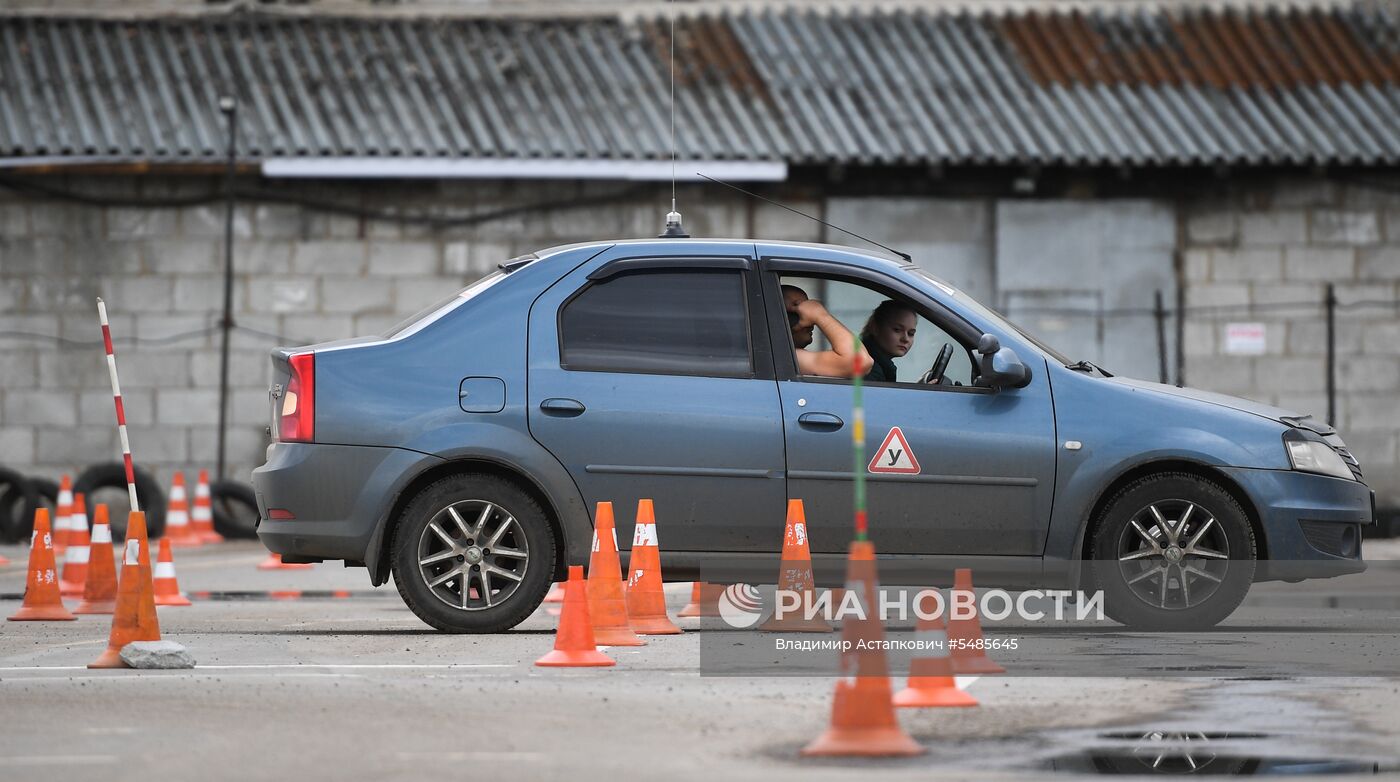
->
[
  {"left": 1088, "top": 473, "right": 1256, "bottom": 631},
  {"left": 391, "top": 474, "right": 555, "bottom": 633}
]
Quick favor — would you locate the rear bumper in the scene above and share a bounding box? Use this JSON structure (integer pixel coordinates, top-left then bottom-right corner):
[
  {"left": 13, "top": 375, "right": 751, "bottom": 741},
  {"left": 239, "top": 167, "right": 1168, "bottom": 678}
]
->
[
  {"left": 1218, "top": 466, "right": 1373, "bottom": 581},
  {"left": 253, "top": 442, "right": 440, "bottom": 569}
]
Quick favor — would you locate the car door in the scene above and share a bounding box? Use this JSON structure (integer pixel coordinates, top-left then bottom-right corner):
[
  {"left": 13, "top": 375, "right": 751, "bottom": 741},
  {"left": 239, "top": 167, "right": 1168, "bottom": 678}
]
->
[
  {"left": 527, "top": 247, "right": 787, "bottom": 553},
  {"left": 758, "top": 251, "right": 1058, "bottom": 557}
]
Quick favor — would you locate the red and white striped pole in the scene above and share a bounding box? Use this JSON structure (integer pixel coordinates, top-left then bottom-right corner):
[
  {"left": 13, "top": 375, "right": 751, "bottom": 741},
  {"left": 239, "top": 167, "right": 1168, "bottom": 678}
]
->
[{"left": 97, "top": 298, "right": 140, "bottom": 513}]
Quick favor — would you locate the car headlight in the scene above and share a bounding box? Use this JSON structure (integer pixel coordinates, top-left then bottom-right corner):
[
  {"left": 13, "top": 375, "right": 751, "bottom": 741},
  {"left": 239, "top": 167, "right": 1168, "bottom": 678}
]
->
[{"left": 1285, "top": 437, "right": 1354, "bottom": 480}]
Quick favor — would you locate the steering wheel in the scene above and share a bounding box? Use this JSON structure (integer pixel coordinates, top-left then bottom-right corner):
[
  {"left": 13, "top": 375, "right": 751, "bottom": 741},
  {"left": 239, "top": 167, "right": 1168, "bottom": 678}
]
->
[{"left": 918, "top": 343, "right": 954, "bottom": 386}]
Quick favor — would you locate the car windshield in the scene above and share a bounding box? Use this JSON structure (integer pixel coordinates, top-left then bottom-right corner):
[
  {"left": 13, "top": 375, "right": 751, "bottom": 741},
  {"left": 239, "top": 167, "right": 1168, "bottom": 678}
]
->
[{"left": 913, "top": 268, "right": 1075, "bottom": 366}]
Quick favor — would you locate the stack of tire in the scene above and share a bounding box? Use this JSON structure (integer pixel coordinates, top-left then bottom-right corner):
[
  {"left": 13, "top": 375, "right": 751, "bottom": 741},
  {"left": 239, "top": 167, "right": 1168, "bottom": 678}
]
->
[{"left": 0, "top": 463, "right": 260, "bottom": 544}]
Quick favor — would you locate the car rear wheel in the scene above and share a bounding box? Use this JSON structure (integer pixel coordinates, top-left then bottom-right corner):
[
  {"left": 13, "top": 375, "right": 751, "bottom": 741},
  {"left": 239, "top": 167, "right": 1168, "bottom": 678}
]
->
[
  {"left": 390, "top": 474, "right": 555, "bottom": 633},
  {"left": 1088, "top": 473, "right": 1256, "bottom": 631}
]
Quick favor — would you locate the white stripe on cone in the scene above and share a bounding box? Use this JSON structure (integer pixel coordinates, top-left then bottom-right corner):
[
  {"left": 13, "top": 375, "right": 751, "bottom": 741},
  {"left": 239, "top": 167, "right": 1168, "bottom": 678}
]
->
[
  {"left": 64, "top": 546, "right": 90, "bottom": 565},
  {"left": 167, "top": 509, "right": 190, "bottom": 528},
  {"left": 90, "top": 524, "right": 111, "bottom": 544},
  {"left": 123, "top": 539, "right": 140, "bottom": 566},
  {"left": 154, "top": 561, "right": 176, "bottom": 579}
]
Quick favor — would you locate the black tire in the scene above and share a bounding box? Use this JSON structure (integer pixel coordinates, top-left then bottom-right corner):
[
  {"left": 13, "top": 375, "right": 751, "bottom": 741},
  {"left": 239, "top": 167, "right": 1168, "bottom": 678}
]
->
[
  {"left": 391, "top": 474, "right": 555, "bottom": 633},
  {"left": 0, "top": 466, "right": 38, "bottom": 544},
  {"left": 210, "top": 479, "right": 260, "bottom": 540},
  {"left": 1087, "top": 473, "right": 1256, "bottom": 631},
  {"left": 3, "top": 477, "right": 59, "bottom": 542},
  {"left": 73, "top": 463, "right": 167, "bottom": 539}
]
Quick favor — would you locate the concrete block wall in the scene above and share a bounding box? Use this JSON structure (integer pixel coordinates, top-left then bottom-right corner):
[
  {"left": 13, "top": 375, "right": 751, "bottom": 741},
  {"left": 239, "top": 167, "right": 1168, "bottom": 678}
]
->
[
  {"left": 1182, "top": 177, "right": 1400, "bottom": 504},
  {"left": 0, "top": 177, "right": 758, "bottom": 488}
]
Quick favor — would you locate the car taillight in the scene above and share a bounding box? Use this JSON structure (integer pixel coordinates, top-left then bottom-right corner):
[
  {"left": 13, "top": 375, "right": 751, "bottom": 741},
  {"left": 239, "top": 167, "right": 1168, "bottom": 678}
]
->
[{"left": 279, "top": 352, "right": 315, "bottom": 443}]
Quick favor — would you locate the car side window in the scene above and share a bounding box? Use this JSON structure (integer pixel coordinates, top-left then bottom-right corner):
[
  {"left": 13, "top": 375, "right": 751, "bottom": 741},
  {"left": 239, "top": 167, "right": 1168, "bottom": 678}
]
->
[
  {"left": 780, "top": 274, "right": 976, "bottom": 387},
  {"left": 559, "top": 269, "right": 752, "bottom": 377}
]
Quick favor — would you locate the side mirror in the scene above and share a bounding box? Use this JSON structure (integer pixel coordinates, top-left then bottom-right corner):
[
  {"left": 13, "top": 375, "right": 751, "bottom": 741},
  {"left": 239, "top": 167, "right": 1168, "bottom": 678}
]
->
[{"left": 976, "top": 333, "right": 1032, "bottom": 390}]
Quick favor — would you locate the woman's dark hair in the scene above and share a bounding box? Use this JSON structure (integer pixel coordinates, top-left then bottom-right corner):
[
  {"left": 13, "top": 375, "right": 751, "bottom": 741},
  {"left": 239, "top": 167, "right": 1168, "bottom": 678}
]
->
[{"left": 862, "top": 300, "right": 916, "bottom": 339}]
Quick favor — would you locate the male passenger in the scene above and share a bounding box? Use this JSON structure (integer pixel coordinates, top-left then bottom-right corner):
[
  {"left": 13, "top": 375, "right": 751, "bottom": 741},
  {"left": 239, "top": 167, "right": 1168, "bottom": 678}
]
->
[{"left": 781, "top": 285, "right": 874, "bottom": 378}]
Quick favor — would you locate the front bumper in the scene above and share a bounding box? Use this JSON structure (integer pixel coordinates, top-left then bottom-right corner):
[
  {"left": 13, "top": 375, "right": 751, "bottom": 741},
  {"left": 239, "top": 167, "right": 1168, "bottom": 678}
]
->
[
  {"left": 1218, "top": 466, "right": 1373, "bottom": 582},
  {"left": 253, "top": 442, "right": 441, "bottom": 574}
]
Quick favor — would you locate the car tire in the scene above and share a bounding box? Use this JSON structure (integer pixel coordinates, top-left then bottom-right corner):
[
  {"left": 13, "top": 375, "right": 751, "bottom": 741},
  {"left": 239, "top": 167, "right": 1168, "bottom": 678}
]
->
[
  {"left": 73, "top": 463, "right": 167, "bottom": 539},
  {"left": 390, "top": 474, "right": 555, "bottom": 633},
  {"left": 1088, "top": 472, "right": 1256, "bottom": 631},
  {"left": 209, "top": 479, "right": 260, "bottom": 540},
  {"left": 0, "top": 466, "right": 38, "bottom": 544}
]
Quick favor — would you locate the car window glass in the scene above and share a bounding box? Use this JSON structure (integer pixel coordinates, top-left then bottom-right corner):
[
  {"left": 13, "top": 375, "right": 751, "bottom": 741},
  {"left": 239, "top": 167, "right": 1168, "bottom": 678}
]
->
[
  {"left": 561, "top": 270, "right": 751, "bottom": 376},
  {"left": 780, "top": 275, "right": 975, "bottom": 387}
]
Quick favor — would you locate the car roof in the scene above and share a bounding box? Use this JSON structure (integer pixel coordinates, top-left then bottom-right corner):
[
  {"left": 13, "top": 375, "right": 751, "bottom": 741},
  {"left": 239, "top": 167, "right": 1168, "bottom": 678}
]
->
[{"left": 534, "top": 237, "right": 911, "bottom": 270}]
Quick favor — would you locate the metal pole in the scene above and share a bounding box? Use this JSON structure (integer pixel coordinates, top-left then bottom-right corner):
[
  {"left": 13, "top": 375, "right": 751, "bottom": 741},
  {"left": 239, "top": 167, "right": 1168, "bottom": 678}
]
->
[
  {"left": 1174, "top": 284, "right": 1186, "bottom": 387},
  {"left": 1325, "top": 282, "right": 1337, "bottom": 427},
  {"left": 216, "top": 97, "right": 237, "bottom": 482},
  {"left": 1154, "top": 290, "right": 1168, "bottom": 384}
]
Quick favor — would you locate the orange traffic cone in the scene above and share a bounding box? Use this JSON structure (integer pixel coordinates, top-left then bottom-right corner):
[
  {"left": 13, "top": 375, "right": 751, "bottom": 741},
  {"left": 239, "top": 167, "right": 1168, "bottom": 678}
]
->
[
  {"left": 586, "top": 502, "right": 645, "bottom": 647},
  {"left": 760, "top": 499, "right": 831, "bottom": 633},
  {"left": 53, "top": 475, "right": 73, "bottom": 556},
  {"left": 258, "top": 552, "right": 314, "bottom": 570},
  {"left": 0, "top": 553, "right": 8, "bottom": 566},
  {"left": 191, "top": 470, "right": 224, "bottom": 544},
  {"left": 948, "top": 568, "right": 1005, "bottom": 675},
  {"left": 625, "top": 499, "right": 681, "bottom": 635},
  {"left": 543, "top": 582, "right": 565, "bottom": 616},
  {"left": 678, "top": 581, "right": 725, "bottom": 618},
  {"left": 536, "top": 565, "right": 615, "bottom": 668},
  {"left": 165, "top": 472, "right": 201, "bottom": 547},
  {"left": 60, "top": 495, "right": 91, "bottom": 597},
  {"left": 893, "top": 591, "right": 979, "bottom": 708},
  {"left": 801, "top": 540, "right": 923, "bottom": 757},
  {"left": 153, "top": 538, "right": 192, "bottom": 607},
  {"left": 90, "top": 511, "right": 162, "bottom": 669},
  {"left": 75, "top": 504, "right": 119, "bottom": 615},
  {"left": 7, "top": 508, "right": 76, "bottom": 621}
]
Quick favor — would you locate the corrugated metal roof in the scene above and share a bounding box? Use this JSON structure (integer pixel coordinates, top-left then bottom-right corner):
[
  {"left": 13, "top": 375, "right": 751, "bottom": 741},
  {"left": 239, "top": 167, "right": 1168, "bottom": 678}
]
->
[{"left": 1, "top": 5, "right": 1398, "bottom": 168}]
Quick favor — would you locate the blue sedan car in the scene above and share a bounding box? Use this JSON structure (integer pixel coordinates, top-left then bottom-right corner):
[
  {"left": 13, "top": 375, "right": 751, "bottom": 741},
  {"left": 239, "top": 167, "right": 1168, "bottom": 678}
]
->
[{"left": 253, "top": 239, "right": 1373, "bottom": 632}]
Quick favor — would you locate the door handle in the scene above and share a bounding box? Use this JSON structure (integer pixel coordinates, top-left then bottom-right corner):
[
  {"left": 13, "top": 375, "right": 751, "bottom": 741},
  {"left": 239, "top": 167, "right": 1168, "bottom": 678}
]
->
[
  {"left": 797, "top": 412, "right": 843, "bottom": 431},
  {"left": 540, "top": 398, "right": 586, "bottom": 417}
]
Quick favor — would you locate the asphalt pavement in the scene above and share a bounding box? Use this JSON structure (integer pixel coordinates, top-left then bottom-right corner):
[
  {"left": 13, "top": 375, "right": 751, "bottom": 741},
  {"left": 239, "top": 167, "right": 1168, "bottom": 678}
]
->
[{"left": 2, "top": 540, "right": 1399, "bottom": 781}]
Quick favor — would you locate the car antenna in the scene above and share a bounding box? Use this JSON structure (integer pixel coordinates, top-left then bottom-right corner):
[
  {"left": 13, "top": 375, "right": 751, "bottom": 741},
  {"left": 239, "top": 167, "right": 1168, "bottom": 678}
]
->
[
  {"left": 659, "top": 0, "right": 688, "bottom": 239},
  {"left": 697, "top": 174, "right": 912, "bottom": 262}
]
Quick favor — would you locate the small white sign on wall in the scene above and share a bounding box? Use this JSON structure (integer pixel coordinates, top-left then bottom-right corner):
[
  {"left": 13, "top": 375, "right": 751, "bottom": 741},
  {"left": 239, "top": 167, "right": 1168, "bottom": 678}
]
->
[{"left": 1224, "top": 323, "right": 1267, "bottom": 355}]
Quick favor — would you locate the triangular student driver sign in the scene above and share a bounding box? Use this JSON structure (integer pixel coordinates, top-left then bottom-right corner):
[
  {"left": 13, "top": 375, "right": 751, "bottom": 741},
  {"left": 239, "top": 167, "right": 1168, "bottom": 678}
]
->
[{"left": 868, "top": 426, "right": 921, "bottom": 474}]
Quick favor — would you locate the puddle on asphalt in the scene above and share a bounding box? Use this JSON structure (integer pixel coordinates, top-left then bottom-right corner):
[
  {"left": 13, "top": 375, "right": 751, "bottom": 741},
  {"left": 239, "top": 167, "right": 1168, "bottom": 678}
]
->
[
  {"left": 1047, "top": 732, "right": 1390, "bottom": 775},
  {"left": 1046, "top": 751, "right": 1383, "bottom": 775}
]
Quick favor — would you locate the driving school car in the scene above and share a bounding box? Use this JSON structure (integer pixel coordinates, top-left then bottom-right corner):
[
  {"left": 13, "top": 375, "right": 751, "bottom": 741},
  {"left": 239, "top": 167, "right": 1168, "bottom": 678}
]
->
[{"left": 253, "top": 239, "right": 1373, "bottom": 633}]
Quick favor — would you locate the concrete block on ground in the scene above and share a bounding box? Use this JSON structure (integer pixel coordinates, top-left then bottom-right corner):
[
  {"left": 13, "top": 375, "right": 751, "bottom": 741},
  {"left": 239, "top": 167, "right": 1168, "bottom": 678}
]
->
[{"left": 120, "top": 641, "right": 196, "bottom": 670}]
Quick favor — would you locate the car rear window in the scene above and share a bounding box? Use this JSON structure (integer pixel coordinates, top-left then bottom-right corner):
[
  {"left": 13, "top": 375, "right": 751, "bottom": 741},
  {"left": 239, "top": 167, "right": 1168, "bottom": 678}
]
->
[{"left": 559, "top": 270, "right": 751, "bottom": 376}]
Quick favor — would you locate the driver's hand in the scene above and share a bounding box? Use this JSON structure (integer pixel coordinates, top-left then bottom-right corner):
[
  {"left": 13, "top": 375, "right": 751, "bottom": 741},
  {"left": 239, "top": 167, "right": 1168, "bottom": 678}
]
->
[{"left": 791, "top": 298, "right": 828, "bottom": 328}]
